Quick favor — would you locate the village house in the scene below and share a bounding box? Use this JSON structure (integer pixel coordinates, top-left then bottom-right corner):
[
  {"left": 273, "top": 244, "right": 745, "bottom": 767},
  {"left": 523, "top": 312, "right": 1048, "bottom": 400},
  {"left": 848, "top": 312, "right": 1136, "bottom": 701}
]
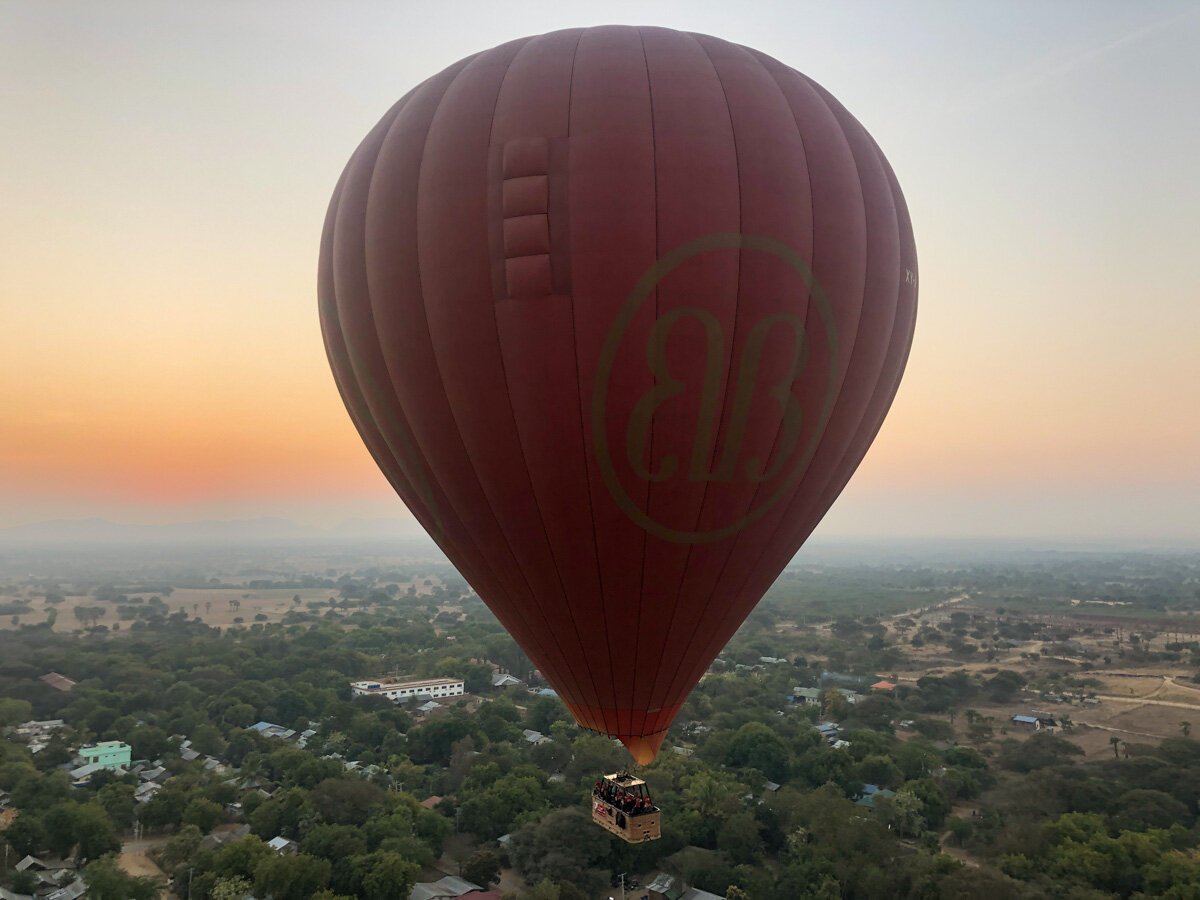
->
[
  {"left": 791, "top": 687, "right": 822, "bottom": 706},
  {"left": 39, "top": 672, "right": 75, "bottom": 692},
  {"left": 409, "top": 874, "right": 491, "bottom": 900},
  {"left": 1011, "top": 714, "right": 1060, "bottom": 732},
  {"left": 76, "top": 740, "right": 131, "bottom": 771},
  {"left": 350, "top": 676, "right": 465, "bottom": 701},
  {"left": 249, "top": 721, "right": 296, "bottom": 740}
]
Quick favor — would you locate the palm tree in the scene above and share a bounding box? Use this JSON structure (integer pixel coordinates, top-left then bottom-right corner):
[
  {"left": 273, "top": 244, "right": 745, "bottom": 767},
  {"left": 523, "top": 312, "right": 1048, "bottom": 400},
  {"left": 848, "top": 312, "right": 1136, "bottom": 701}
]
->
[{"left": 1110, "top": 735, "right": 1121, "bottom": 759}]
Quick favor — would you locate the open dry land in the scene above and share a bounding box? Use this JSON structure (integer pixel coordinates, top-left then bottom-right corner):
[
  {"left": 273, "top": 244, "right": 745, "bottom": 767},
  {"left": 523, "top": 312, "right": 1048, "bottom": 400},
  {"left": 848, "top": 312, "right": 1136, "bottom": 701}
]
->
[
  {"left": 875, "top": 599, "right": 1200, "bottom": 758},
  {"left": 0, "top": 578, "right": 445, "bottom": 633}
]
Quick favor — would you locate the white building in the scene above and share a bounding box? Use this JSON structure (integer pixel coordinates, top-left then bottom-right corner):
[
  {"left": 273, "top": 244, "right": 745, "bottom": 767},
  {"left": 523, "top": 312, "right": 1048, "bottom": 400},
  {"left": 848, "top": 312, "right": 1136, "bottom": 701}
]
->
[{"left": 350, "top": 677, "right": 465, "bottom": 702}]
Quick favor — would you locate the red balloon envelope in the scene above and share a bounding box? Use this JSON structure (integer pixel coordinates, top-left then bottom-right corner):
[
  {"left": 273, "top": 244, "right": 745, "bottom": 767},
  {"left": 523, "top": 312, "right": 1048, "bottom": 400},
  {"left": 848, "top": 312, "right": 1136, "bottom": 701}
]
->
[{"left": 319, "top": 26, "right": 917, "bottom": 763}]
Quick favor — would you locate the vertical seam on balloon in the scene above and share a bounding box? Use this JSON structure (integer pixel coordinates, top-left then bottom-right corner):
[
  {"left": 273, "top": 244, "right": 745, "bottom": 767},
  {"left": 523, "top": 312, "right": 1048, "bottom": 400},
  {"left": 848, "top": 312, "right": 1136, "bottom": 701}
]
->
[
  {"left": 782, "top": 137, "right": 913, "bottom": 538},
  {"left": 669, "top": 70, "right": 875, "bottom": 700},
  {"left": 482, "top": 35, "right": 602, "bottom": 719},
  {"left": 322, "top": 172, "right": 422, "bottom": 517},
  {"left": 355, "top": 67, "right": 556, "bottom": 675},
  {"left": 521, "top": 27, "right": 611, "bottom": 724},
  {"left": 409, "top": 42, "right": 584, "bottom": 710},
  {"left": 696, "top": 74, "right": 878, "bottom": 699},
  {"left": 655, "top": 58, "right": 874, "bottom": 713},
  {"left": 327, "top": 100, "right": 441, "bottom": 527},
  {"left": 644, "top": 46, "right": 812, "bottom": 718},
  {"left": 636, "top": 32, "right": 744, "bottom": 738},
  {"left": 627, "top": 24, "right": 659, "bottom": 740},
  {"left": 795, "top": 113, "right": 910, "bottom": 533},
  {"left": 562, "top": 27, "right": 621, "bottom": 736},
  {"left": 330, "top": 98, "right": 495, "bottom": 616}
]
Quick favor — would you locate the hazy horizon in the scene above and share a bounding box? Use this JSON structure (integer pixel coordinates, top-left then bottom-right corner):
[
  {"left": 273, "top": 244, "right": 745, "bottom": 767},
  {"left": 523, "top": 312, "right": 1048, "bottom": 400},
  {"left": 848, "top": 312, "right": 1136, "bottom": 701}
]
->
[{"left": 3, "top": 1, "right": 1198, "bottom": 543}]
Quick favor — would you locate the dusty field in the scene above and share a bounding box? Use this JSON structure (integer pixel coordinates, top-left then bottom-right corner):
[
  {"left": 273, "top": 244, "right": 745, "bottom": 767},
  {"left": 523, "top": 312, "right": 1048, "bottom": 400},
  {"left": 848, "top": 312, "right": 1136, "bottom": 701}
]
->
[
  {"left": 0, "top": 593, "right": 92, "bottom": 631},
  {"left": 0, "top": 579, "right": 443, "bottom": 633},
  {"left": 159, "top": 587, "right": 340, "bottom": 627}
]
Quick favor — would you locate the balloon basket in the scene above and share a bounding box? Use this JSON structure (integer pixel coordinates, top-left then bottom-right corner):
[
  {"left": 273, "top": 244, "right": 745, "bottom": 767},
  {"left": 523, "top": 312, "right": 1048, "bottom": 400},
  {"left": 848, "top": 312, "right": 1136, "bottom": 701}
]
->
[{"left": 591, "top": 772, "right": 661, "bottom": 844}]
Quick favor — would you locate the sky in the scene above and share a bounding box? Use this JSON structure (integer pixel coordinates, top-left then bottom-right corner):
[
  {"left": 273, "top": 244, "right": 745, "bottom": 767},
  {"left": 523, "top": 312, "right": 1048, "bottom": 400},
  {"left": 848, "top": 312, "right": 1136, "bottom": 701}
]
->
[{"left": 1, "top": 0, "right": 1198, "bottom": 544}]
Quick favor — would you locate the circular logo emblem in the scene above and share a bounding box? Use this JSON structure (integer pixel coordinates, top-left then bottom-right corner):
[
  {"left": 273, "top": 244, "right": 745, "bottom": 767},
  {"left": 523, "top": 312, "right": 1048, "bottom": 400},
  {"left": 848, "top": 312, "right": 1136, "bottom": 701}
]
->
[{"left": 591, "top": 233, "right": 839, "bottom": 544}]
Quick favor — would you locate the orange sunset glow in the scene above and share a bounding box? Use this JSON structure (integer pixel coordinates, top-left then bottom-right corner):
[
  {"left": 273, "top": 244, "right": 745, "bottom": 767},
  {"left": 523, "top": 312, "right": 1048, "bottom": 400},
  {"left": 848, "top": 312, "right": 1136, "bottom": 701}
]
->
[{"left": 2, "top": 2, "right": 1198, "bottom": 542}]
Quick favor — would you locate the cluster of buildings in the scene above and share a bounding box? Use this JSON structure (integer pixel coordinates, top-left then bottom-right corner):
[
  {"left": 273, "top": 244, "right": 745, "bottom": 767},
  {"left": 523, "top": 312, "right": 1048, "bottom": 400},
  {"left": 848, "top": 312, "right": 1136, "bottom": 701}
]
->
[
  {"left": 1011, "top": 714, "right": 1061, "bottom": 732},
  {"left": 10, "top": 718, "right": 65, "bottom": 756},
  {"left": 1, "top": 855, "right": 87, "bottom": 900},
  {"left": 788, "top": 673, "right": 898, "bottom": 709}
]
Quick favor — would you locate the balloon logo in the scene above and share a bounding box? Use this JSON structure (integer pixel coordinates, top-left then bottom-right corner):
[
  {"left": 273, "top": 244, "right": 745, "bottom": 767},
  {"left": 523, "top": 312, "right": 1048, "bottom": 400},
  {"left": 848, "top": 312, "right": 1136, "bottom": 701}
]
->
[
  {"left": 592, "top": 232, "right": 839, "bottom": 544},
  {"left": 319, "top": 26, "right": 917, "bottom": 763}
]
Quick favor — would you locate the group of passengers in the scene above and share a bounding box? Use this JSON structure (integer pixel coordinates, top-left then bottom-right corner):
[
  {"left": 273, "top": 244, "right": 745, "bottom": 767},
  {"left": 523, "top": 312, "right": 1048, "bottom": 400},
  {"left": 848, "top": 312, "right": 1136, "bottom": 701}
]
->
[{"left": 594, "top": 778, "right": 655, "bottom": 816}]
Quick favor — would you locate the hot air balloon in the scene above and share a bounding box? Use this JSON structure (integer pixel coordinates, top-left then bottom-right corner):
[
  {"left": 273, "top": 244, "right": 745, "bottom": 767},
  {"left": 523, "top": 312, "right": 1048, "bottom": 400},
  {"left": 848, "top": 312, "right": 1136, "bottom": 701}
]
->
[{"left": 319, "top": 25, "right": 916, "bottom": 790}]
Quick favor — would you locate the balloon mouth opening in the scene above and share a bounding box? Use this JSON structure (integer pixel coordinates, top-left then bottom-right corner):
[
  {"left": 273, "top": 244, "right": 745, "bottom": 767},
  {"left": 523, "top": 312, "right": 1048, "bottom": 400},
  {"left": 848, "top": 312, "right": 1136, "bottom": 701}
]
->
[{"left": 619, "top": 731, "right": 667, "bottom": 765}]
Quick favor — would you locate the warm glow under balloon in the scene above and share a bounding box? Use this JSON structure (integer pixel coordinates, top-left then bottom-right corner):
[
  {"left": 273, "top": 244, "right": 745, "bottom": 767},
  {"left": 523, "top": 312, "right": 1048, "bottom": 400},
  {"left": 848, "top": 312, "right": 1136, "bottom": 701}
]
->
[{"left": 319, "top": 26, "right": 917, "bottom": 763}]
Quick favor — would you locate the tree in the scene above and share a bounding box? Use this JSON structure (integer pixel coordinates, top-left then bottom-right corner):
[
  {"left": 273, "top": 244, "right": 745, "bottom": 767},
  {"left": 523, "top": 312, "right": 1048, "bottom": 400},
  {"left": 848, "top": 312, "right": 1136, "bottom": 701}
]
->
[
  {"left": 182, "top": 797, "right": 223, "bottom": 833},
  {"left": 74, "top": 802, "right": 123, "bottom": 862},
  {"left": 83, "top": 854, "right": 158, "bottom": 900},
  {"left": 191, "top": 722, "right": 227, "bottom": 757},
  {"left": 508, "top": 809, "right": 609, "bottom": 895},
  {"left": 44, "top": 802, "right": 83, "bottom": 858},
  {"left": 878, "top": 790, "right": 925, "bottom": 838},
  {"left": 406, "top": 718, "right": 476, "bottom": 765},
  {"left": 9, "top": 870, "right": 37, "bottom": 895},
  {"left": 211, "top": 876, "right": 254, "bottom": 900},
  {"left": 3, "top": 812, "right": 48, "bottom": 856},
  {"left": 1111, "top": 788, "right": 1191, "bottom": 831},
  {"left": 96, "top": 782, "right": 136, "bottom": 829},
  {"left": 210, "top": 836, "right": 273, "bottom": 882},
  {"left": 847, "top": 695, "right": 900, "bottom": 732},
  {"left": 139, "top": 786, "right": 187, "bottom": 830},
  {"left": 1182, "top": 721, "right": 1192, "bottom": 737},
  {"left": 459, "top": 773, "right": 548, "bottom": 839},
  {"left": 357, "top": 851, "right": 420, "bottom": 900},
  {"left": 309, "top": 777, "right": 387, "bottom": 826},
  {"left": 997, "top": 733, "right": 1083, "bottom": 772},
  {"left": 1110, "top": 735, "right": 1122, "bottom": 759},
  {"left": 128, "top": 724, "right": 170, "bottom": 761},
  {"left": 528, "top": 696, "right": 569, "bottom": 734},
  {"left": 855, "top": 754, "right": 903, "bottom": 789},
  {"left": 254, "top": 852, "right": 332, "bottom": 900},
  {"left": 462, "top": 848, "right": 501, "bottom": 887},
  {"left": 0, "top": 697, "right": 32, "bottom": 726},
  {"left": 725, "top": 722, "right": 792, "bottom": 781},
  {"left": 682, "top": 771, "right": 741, "bottom": 819},
  {"left": 718, "top": 811, "right": 765, "bottom": 866},
  {"left": 158, "top": 825, "right": 204, "bottom": 871}
]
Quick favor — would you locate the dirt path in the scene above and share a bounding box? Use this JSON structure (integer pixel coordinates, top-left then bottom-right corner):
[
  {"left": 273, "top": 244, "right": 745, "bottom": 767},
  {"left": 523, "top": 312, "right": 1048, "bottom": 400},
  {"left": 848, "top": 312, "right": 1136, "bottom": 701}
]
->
[
  {"left": 1092, "top": 693, "right": 1200, "bottom": 711},
  {"left": 1076, "top": 720, "right": 1169, "bottom": 740},
  {"left": 118, "top": 834, "right": 169, "bottom": 895},
  {"left": 889, "top": 593, "right": 970, "bottom": 622}
]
